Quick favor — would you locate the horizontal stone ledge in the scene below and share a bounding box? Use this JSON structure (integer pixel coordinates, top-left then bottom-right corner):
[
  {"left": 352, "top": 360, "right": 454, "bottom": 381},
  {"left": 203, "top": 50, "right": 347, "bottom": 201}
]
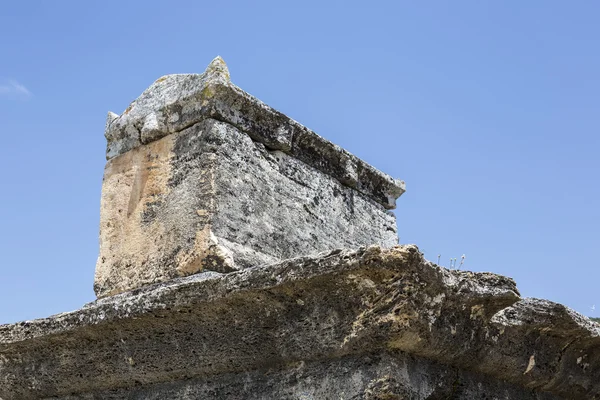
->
[
  {"left": 49, "top": 351, "right": 563, "bottom": 399},
  {"left": 1, "top": 245, "right": 599, "bottom": 399},
  {"left": 104, "top": 57, "right": 405, "bottom": 209}
]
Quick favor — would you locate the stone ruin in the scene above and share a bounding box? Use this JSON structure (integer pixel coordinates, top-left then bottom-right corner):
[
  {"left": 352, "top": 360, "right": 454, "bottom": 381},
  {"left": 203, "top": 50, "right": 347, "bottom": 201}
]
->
[
  {"left": 94, "top": 56, "right": 404, "bottom": 298},
  {"left": 0, "top": 57, "right": 599, "bottom": 399}
]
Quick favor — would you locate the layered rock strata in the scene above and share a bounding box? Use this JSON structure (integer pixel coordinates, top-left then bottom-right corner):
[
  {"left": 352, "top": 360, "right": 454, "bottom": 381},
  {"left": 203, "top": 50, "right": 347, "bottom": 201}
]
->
[
  {"left": 95, "top": 57, "right": 405, "bottom": 297},
  {"left": 1, "top": 246, "right": 598, "bottom": 399}
]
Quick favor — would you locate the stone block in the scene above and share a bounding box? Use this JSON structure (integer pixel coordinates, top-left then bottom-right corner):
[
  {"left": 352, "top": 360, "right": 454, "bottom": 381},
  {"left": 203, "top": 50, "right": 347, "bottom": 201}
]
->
[
  {"left": 95, "top": 118, "right": 399, "bottom": 297},
  {"left": 94, "top": 57, "right": 405, "bottom": 297}
]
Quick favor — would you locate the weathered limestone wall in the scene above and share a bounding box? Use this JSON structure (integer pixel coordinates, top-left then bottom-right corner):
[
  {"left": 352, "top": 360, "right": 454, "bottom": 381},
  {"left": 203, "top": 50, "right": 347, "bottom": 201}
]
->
[
  {"left": 51, "top": 352, "right": 561, "bottom": 400},
  {"left": 94, "top": 57, "right": 405, "bottom": 297}
]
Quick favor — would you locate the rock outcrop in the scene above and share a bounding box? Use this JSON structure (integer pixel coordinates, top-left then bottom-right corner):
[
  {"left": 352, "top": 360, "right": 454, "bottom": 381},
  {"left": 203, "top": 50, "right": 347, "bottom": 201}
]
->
[
  {"left": 1, "top": 246, "right": 599, "bottom": 399},
  {"left": 0, "top": 57, "right": 598, "bottom": 399}
]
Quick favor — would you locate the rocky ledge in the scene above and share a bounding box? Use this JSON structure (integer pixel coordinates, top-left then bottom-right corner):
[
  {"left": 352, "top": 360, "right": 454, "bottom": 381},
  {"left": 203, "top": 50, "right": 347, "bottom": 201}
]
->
[{"left": 1, "top": 245, "right": 598, "bottom": 399}]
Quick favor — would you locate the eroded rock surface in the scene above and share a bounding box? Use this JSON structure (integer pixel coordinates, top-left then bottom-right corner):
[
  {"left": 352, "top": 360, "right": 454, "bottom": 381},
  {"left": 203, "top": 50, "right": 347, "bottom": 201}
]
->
[{"left": 2, "top": 246, "right": 599, "bottom": 399}]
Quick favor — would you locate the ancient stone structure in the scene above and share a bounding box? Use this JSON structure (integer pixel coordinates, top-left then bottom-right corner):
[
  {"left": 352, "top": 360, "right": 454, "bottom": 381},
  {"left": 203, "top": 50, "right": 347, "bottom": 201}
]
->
[
  {"left": 95, "top": 57, "right": 404, "bottom": 297},
  {"left": 1, "top": 57, "right": 599, "bottom": 399}
]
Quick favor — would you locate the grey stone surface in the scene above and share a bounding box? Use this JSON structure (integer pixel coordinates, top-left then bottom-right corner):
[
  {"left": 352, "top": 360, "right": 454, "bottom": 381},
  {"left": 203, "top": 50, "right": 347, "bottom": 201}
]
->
[
  {"left": 94, "top": 118, "right": 398, "bottom": 297},
  {"left": 104, "top": 56, "right": 405, "bottom": 210},
  {"left": 2, "top": 246, "right": 599, "bottom": 399},
  {"left": 50, "top": 351, "right": 560, "bottom": 400},
  {"left": 96, "top": 56, "right": 406, "bottom": 297}
]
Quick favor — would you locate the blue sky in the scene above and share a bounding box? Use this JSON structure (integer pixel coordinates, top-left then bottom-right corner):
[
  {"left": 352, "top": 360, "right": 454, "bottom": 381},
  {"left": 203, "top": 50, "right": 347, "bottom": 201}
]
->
[{"left": 0, "top": 1, "right": 598, "bottom": 324}]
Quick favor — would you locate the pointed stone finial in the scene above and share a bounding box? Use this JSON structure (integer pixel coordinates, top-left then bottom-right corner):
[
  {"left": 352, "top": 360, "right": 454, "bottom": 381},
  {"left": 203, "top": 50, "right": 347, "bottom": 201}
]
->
[
  {"left": 105, "top": 111, "right": 119, "bottom": 135},
  {"left": 204, "top": 56, "right": 230, "bottom": 82}
]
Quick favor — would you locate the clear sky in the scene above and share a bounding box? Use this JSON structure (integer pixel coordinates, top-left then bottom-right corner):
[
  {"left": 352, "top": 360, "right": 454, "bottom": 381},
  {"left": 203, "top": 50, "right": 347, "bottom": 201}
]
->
[{"left": 0, "top": 1, "right": 598, "bottom": 324}]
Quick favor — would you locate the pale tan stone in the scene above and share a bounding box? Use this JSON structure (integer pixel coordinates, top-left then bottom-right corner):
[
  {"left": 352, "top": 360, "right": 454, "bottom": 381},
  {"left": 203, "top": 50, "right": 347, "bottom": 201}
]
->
[{"left": 94, "top": 133, "right": 234, "bottom": 297}]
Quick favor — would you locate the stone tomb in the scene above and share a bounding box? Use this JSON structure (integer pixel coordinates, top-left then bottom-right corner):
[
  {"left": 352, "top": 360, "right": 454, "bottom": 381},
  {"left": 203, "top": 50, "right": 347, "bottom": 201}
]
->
[{"left": 94, "top": 57, "right": 405, "bottom": 297}]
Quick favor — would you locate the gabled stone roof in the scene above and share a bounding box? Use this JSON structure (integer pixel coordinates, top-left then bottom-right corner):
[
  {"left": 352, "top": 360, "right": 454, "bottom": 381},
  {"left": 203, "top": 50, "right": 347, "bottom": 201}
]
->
[{"left": 105, "top": 56, "right": 405, "bottom": 209}]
